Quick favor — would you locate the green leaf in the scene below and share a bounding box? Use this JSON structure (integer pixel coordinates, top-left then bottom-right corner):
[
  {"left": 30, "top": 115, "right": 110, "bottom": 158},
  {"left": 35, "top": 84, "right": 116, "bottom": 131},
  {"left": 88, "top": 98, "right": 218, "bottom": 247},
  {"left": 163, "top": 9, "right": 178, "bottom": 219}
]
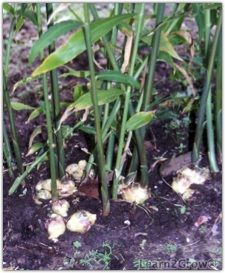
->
[
  {"left": 160, "top": 32, "right": 183, "bottom": 61},
  {"left": 61, "top": 125, "right": 74, "bottom": 138},
  {"left": 26, "top": 142, "right": 44, "bottom": 156},
  {"left": 29, "top": 20, "right": 82, "bottom": 63},
  {"left": 74, "top": 89, "right": 125, "bottom": 111},
  {"left": 26, "top": 107, "right": 42, "bottom": 123},
  {"left": 73, "top": 85, "right": 84, "bottom": 101},
  {"left": 19, "top": 10, "right": 38, "bottom": 26},
  {"left": 15, "top": 16, "right": 25, "bottom": 32},
  {"left": 125, "top": 111, "right": 155, "bottom": 131},
  {"left": 158, "top": 51, "right": 174, "bottom": 65},
  {"left": 3, "top": 3, "right": 15, "bottom": 15},
  {"left": 11, "top": 101, "right": 35, "bottom": 111},
  {"left": 79, "top": 125, "right": 96, "bottom": 135},
  {"left": 142, "top": 31, "right": 183, "bottom": 62},
  {"left": 60, "top": 67, "right": 90, "bottom": 78},
  {"left": 9, "top": 152, "right": 47, "bottom": 195},
  {"left": 32, "top": 14, "right": 133, "bottom": 76},
  {"left": 96, "top": 71, "right": 140, "bottom": 89}
]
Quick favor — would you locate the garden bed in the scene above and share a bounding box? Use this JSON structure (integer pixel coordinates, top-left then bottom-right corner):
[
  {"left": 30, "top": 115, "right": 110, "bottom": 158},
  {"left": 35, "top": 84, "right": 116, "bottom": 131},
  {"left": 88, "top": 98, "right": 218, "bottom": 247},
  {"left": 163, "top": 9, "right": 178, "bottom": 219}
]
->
[{"left": 3, "top": 4, "right": 222, "bottom": 270}]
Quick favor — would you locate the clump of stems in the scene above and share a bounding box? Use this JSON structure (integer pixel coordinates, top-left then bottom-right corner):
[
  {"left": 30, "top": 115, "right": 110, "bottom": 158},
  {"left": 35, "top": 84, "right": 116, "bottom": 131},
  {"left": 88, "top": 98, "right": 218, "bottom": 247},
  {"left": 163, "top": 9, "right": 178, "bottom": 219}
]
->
[
  {"left": 36, "top": 4, "right": 58, "bottom": 200},
  {"left": 3, "top": 121, "right": 14, "bottom": 178},
  {"left": 215, "top": 33, "right": 222, "bottom": 160},
  {"left": 3, "top": 71, "right": 23, "bottom": 174},
  {"left": 46, "top": 3, "right": 65, "bottom": 178},
  {"left": 83, "top": 3, "right": 110, "bottom": 215},
  {"left": 192, "top": 13, "right": 222, "bottom": 163},
  {"left": 112, "top": 3, "right": 145, "bottom": 199}
]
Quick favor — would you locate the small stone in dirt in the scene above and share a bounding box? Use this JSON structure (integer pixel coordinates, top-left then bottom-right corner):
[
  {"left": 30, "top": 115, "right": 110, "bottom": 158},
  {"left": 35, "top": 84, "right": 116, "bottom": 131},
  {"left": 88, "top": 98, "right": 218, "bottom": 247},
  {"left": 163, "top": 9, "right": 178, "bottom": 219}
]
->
[{"left": 160, "top": 152, "right": 192, "bottom": 177}]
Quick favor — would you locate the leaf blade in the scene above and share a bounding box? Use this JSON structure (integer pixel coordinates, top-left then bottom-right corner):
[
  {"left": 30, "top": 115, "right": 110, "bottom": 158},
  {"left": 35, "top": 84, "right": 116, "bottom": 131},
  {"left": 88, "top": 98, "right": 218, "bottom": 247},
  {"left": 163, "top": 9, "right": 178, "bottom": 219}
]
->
[
  {"left": 11, "top": 101, "right": 35, "bottom": 111},
  {"left": 125, "top": 111, "right": 155, "bottom": 131},
  {"left": 29, "top": 20, "right": 82, "bottom": 63},
  {"left": 74, "top": 89, "right": 125, "bottom": 111},
  {"left": 32, "top": 14, "right": 133, "bottom": 76},
  {"left": 96, "top": 70, "right": 140, "bottom": 89}
]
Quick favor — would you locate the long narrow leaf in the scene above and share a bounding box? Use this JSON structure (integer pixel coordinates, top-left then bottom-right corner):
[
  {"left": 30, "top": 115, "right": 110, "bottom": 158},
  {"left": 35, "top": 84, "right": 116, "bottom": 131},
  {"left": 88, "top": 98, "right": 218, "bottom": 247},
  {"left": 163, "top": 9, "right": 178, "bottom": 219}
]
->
[
  {"left": 29, "top": 20, "right": 82, "bottom": 63},
  {"left": 32, "top": 14, "right": 133, "bottom": 76},
  {"left": 8, "top": 152, "right": 47, "bottom": 195},
  {"left": 73, "top": 88, "right": 125, "bottom": 111},
  {"left": 11, "top": 101, "right": 35, "bottom": 111},
  {"left": 125, "top": 111, "right": 155, "bottom": 131},
  {"left": 96, "top": 71, "right": 140, "bottom": 89}
]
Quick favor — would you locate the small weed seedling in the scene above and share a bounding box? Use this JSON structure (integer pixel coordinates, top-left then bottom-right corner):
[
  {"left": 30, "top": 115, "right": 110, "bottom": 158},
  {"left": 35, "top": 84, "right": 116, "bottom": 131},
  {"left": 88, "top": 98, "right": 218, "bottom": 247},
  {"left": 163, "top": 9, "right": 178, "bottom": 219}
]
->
[
  {"left": 139, "top": 239, "right": 147, "bottom": 250},
  {"left": 79, "top": 241, "right": 114, "bottom": 270},
  {"left": 63, "top": 240, "right": 114, "bottom": 270},
  {"left": 164, "top": 243, "right": 177, "bottom": 255}
]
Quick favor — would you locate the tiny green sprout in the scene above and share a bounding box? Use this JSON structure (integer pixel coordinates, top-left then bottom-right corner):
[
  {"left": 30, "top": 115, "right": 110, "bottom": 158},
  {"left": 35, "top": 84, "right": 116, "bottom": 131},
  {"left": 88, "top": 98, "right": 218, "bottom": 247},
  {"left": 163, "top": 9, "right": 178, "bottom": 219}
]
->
[
  {"left": 79, "top": 241, "right": 113, "bottom": 270},
  {"left": 73, "top": 240, "right": 82, "bottom": 249},
  {"left": 139, "top": 239, "right": 147, "bottom": 250},
  {"left": 176, "top": 143, "right": 186, "bottom": 153},
  {"left": 164, "top": 243, "right": 177, "bottom": 255},
  {"left": 198, "top": 225, "right": 207, "bottom": 234},
  {"left": 180, "top": 205, "right": 186, "bottom": 214}
]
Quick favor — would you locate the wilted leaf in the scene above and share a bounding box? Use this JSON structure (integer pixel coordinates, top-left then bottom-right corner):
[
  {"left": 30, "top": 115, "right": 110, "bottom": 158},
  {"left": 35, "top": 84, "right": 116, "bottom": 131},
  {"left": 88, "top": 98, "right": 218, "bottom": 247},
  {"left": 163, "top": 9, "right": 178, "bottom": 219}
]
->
[
  {"left": 125, "top": 111, "right": 155, "bottom": 131},
  {"left": 170, "top": 30, "right": 192, "bottom": 45},
  {"left": 11, "top": 101, "right": 35, "bottom": 111},
  {"left": 173, "top": 62, "right": 195, "bottom": 96},
  {"left": 96, "top": 71, "right": 140, "bottom": 89},
  {"left": 47, "top": 3, "right": 71, "bottom": 25},
  {"left": 28, "top": 125, "right": 42, "bottom": 149},
  {"left": 142, "top": 32, "right": 183, "bottom": 62},
  {"left": 160, "top": 32, "right": 183, "bottom": 61},
  {"left": 26, "top": 142, "right": 44, "bottom": 156},
  {"left": 32, "top": 14, "right": 133, "bottom": 76},
  {"left": 13, "top": 76, "right": 33, "bottom": 93},
  {"left": 121, "top": 36, "right": 133, "bottom": 73},
  {"left": 26, "top": 107, "right": 42, "bottom": 123}
]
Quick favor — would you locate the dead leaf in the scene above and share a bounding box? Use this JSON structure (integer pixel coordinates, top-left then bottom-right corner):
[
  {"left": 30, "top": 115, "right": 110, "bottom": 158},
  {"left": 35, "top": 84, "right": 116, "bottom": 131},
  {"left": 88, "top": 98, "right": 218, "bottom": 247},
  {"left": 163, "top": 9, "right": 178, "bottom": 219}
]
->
[
  {"left": 194, "top": 215, "right": 210, "bottom": 227},
  {"left": 121, "top": 36, "right": 133, "bottom": 73}
]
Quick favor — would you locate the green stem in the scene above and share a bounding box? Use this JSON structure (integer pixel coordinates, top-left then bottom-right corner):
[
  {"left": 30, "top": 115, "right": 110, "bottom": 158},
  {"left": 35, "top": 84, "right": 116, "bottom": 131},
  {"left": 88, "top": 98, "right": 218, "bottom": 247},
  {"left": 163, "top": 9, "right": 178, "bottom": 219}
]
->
[
  {"left": 3, "top": 122, "right": 14, "bottom": 178},
  {"left": 192, "top": 13, "right": 222, "bottom": 162},
  {"left": 46, "top": 3, "right": 65, "bottom": 178},
  {"left": 206, "top": 90, "right": 219, "bottom": 172},
  {"left": 3, "top": 71, "right": 23, "bottom": 174},
  {"left": 204, "top": 9, "right": 219, "bottom": 172},
  {"left": 142, "top": 4, "right": 165, "bottom": 110},
  {"left": 215, "top": 33, "right": 222, "bottom": 157},
  {"left": 89, "top": 4, "right": 119, "bottom": 71},
  {"left": 4, "top": 17, "right": 15, "bottom": 76},
  {"left": 83, "top": 3, "right": 110, "bottom": 216},
  {"left": 112, "top": 3, "right": 145, "bottom": 199},
  {"left": 9, "top": 152, "right": 47, "bottom": 195},
  {"left": 37, "top": 4, "right": 58, "bottom": 200}
]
